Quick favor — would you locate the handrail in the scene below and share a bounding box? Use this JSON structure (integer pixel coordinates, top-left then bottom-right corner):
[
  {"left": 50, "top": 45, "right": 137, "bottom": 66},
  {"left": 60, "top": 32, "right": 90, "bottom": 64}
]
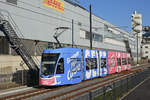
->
[{"left": 0, "top": 8, "right": 40, "bottom": 67}]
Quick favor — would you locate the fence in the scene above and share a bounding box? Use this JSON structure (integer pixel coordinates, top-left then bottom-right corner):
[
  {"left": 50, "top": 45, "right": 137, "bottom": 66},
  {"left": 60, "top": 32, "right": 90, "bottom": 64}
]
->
[{"left": 73, "top": 67, "right": 150, "bottom": 100}]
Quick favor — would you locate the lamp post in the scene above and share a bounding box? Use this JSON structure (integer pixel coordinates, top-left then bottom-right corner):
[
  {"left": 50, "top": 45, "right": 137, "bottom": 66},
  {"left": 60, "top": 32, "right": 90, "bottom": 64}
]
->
[{"left": 137, "top": 33, "right": 139, "bottom": 64}]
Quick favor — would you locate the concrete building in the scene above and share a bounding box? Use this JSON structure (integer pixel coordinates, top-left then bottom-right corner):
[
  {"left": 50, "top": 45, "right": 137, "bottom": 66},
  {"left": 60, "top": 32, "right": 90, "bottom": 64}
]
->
[
  {"left": 0, "top": 0, "right": 137, "bottom": 57},
  {"left": 141, "top": 27, "right": 150, "bottom": 59},
  {"left": 131, "top": 11, "right": 142, "bottom": 63}
]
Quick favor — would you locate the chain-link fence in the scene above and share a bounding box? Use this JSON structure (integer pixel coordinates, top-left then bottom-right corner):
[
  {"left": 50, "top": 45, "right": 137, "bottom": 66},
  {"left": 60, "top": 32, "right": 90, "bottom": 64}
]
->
[{"left": 73, "top": 67, "right": 150, "bottom": 100}]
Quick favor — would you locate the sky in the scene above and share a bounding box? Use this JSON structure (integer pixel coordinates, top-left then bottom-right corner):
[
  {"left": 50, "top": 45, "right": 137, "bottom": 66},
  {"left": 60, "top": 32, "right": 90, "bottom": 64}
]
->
[{"left": 76, "top": 0, "right": 150, "bottom": 32}]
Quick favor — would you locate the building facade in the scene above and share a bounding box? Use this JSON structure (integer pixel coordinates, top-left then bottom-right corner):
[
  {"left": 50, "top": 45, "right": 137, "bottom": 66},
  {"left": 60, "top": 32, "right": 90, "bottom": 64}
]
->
[
  {"left": 0, "top": 0, "right": 137, "bottom": 57},
  {"left": 141, "top": 28, "right": 150, "bottom": 59}
]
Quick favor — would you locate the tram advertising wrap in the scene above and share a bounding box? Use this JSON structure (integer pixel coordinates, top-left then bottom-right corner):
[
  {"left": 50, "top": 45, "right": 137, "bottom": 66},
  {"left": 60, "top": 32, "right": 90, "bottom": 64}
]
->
[{"left": 39, "top": 48, "right": 131, "bottom": 86}]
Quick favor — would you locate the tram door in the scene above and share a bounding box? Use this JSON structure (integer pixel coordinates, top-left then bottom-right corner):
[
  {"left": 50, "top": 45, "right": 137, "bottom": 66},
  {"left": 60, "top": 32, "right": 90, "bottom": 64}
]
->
[
  {"left": 65, "top": 48, "right": 83, "bottom": 84},
  {"left": 55, "top": 58, "right": 65, "bottom": 85},
  {"left": 108, "top": 51, "right": 117, "bottom": 74},
  {"left": 83, "top": 49, "right": 99, "bottom": 80},
  {"left": 99, "top": 51, "right": 108, "bottom": 77}
]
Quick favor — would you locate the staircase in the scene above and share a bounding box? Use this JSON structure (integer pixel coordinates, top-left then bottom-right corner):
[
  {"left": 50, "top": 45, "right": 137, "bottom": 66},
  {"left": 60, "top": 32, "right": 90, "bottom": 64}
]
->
[
  {"left": 0, "top": 9, "right": 39, "bottom": 85},
  {"left": 124, "top": 39, "right": 132, "bottom": 58}
]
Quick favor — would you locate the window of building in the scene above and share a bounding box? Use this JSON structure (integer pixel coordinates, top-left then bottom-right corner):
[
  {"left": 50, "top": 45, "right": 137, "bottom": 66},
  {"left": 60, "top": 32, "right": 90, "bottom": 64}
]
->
[
  {"left": 145, "top": 46, "right": 148, "bottom": 48},
  {"left": 80, "top": 29, "right": 103, "bottom": 42},
  {"left": 6, "top": 0, "right": 17, "bottom": 5},
  {"left": 85, "top": 31, "right": 90, "bottom": 40},
  {"left": 145, "top": 51, "right": 149, "bottom": 54},
  {"left": 80, "top": 30, "right": 86, "bottom": 38},
  {"left": 93, "top": 34, "right": 103, "bottom": 42},
  {"left": 86, "top": 58, "right": 97, "bottom": 70}
]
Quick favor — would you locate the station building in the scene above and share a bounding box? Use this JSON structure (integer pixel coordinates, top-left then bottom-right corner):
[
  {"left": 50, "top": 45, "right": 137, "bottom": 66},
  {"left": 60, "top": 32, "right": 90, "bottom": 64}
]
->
[{"left": 0, "top": 0, "right": 138, "bottom": 62}]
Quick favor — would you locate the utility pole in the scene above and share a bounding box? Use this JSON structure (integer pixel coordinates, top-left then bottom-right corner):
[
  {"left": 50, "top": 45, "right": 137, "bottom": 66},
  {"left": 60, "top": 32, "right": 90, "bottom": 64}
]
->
[
  {"left": 90, "top": 4, "right": 92, "bottom": 49},
  {"left": 137, "top": 34, "right": 138, "bottom": 64},
  {"left": 72, "top": 19, "right": 74, "bottom": 48}
]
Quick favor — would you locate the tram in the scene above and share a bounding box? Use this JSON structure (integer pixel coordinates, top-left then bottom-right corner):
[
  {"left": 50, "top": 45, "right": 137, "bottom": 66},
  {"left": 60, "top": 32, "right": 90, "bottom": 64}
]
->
[{"left": 39, "top": 48, "right": 131, "bottom": 86}]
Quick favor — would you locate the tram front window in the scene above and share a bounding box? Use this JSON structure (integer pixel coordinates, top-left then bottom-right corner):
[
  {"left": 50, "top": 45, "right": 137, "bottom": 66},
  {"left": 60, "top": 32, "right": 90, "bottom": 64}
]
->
[{"left": 41, "top": 53, "right": 59, "bottom": 76}]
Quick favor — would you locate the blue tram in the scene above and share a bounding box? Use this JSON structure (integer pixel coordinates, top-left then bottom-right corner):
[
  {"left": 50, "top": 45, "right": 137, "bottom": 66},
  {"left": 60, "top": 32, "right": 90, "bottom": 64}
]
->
[{"left": 39, "top": 48, "right": 129, "bottom": 86}]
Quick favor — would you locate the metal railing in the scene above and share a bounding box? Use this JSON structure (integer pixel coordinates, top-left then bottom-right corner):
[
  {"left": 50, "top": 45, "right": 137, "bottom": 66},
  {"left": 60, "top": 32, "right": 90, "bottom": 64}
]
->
[
  {"left": 72, "top": 67, "right": 150, "bottom": 100},
  {"left": 0, "top": 8, "right": 40, "bottom": 67}
]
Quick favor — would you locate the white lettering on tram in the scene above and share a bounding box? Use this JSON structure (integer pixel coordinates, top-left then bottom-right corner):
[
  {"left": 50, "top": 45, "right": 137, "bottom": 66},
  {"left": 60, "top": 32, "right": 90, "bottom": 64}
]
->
[
  {"left": 91, "top": 50, "right": 95, "bottom": 58},
  {"left": 67, "top": 51, "right": 80, "bottom": 64},
  {"left": 67, "top": 63, "right": 81, "bottom": 80},
  {"left": 86, "top": 70, "right": 91, "bottom": 79},
  {"left": 85, "top": 50, "right": 90, "bottom": 58}
]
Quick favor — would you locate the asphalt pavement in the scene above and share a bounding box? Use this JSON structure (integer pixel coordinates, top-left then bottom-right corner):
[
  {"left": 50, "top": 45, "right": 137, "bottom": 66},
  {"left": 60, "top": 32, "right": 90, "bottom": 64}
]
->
[{"left": 122, "top": 76, "right": 150, "bottom": 100}]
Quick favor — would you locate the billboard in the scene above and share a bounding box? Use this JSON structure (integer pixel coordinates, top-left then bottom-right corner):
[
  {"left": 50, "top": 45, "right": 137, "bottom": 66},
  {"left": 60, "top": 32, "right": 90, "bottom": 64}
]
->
[{"left": 43, "top": 0, "right": 64, "bottom": 13}]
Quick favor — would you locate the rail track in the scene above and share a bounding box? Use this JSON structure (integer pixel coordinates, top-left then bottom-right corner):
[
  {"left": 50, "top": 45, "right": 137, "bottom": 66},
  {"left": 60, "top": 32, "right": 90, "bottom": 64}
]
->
[{"left": 0, "top": 64, "right": 149, "bottom": 100}]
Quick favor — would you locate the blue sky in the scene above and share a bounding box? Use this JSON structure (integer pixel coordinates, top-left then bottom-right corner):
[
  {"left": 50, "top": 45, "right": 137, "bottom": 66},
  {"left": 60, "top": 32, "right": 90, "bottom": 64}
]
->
[{"left": 77, "top": 0, "right": 150, "bottom": 32}]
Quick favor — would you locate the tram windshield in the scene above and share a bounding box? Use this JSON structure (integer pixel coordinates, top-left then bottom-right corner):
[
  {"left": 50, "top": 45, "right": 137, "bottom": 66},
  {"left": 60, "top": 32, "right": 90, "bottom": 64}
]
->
[{"left": 41, "top": 53, "right": 59, "bottom": 76}]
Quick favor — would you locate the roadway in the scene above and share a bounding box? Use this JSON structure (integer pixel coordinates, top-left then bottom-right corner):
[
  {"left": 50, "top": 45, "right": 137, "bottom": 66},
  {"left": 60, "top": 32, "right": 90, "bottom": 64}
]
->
[{"left": 122, "top": 75, "right": 150, "bottom": 100}]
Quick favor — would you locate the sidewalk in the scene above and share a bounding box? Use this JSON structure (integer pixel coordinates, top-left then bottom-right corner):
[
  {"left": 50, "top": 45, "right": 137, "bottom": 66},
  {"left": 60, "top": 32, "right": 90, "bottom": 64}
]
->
[{"left": 122, "top": 76, "right": 150, "bottom": 100}]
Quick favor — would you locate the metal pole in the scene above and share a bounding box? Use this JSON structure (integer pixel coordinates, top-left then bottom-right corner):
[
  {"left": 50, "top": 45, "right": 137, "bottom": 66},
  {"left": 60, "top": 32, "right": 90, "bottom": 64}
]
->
[
  {"left": 90, "top": 4, "right": 92, "bottom": 49},
  {"left": 72, "top": 19, "right": 74, "bottom": 48},
  {"left": 137, "top": 34, "right": 138, "bottom": 64}
]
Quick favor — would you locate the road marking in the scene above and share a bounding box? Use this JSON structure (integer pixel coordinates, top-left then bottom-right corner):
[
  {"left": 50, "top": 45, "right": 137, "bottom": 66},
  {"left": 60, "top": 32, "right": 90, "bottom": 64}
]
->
[{"left": 120, "top": 74, "right": 150, "bottom": 100}]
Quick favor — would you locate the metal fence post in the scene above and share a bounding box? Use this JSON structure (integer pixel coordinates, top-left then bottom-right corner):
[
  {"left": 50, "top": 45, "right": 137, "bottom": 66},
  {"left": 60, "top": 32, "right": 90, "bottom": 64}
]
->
[
  {"left": 113, "top": 82, "right": 116, "bottom": 100},
  {"left": 103, "top": 86, "right": 106, "bottom": 100},
  {"left": 127, "top": 77, "right": 129, "bottom": 92},
  {"left": 89, "top": 91, "right": 92, "bottom": 100},
  {"left": 120, "top": 79, "right": 123, "bottom": 97},
  {"left": 22, "top": 70, "right": 24, "bottom": 85}
]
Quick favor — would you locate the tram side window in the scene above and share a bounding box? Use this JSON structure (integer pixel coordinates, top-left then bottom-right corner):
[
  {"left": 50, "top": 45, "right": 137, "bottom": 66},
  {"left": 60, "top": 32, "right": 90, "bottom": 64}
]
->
[
  {"left": 101, "top": 58, "right": 106, "bottom": 68},
  {"left": 91, "top": 58, "right": 97, "bottom": 69},
  {"left": 125, "top": 59, "right": 127, "bottom": 65},
  {"left": 86, "top": 58, "right": 97, "bottom": 70},
  {"left": 122, "top": 58, "right": 127, "bottom": 65},
  {"left": 117, "top": 58, "right": 121, "bottom": 66},
  {"left": 86, "top": 58, "right": 90, "bottom": 70},
  {"left": 56, "top": 58, "right": 64, "bottom": 74}
]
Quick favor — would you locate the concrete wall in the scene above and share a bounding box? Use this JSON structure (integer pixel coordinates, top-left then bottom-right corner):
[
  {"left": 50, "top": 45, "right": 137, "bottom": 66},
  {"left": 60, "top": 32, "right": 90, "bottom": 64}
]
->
[{"left": 0, "top": 55, "right": 41, "bottom": 73}]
